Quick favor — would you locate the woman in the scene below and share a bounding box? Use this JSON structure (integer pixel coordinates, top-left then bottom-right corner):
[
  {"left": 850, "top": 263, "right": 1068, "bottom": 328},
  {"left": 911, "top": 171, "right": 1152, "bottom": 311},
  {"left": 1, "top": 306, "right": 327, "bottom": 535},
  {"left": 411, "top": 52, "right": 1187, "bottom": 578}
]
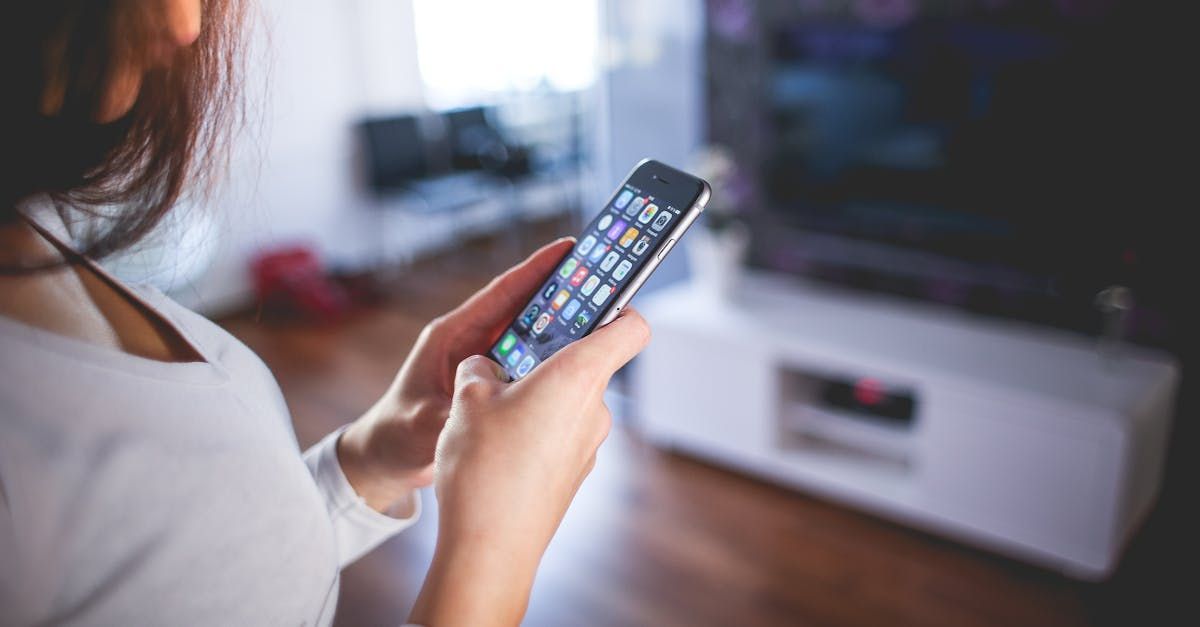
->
[{"left": 0, "top": 1, "right": 649, "bottom": 625}]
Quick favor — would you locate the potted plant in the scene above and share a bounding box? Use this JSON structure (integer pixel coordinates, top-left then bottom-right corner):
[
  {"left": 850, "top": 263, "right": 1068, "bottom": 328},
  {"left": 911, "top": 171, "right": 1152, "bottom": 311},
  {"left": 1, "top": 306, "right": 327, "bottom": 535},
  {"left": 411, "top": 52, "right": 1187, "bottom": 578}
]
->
[{"left": 687, "top": 145, "right": 751, "bottom": 300}]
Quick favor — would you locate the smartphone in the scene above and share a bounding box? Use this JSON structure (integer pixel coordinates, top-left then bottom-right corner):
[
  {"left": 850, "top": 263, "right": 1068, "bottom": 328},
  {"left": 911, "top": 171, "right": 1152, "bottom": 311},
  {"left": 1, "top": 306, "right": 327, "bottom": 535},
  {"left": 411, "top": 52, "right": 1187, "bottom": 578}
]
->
[{"left": 490, "top": 159, "right": 711, "bottom": 380}]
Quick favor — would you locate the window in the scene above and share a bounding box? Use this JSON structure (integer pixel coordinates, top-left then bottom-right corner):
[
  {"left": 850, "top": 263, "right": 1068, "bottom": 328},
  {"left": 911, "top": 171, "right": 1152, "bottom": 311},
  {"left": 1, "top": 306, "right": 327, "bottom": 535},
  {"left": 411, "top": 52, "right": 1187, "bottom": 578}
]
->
[{"left": 412, "top": 0, "right": 600, "bottom": 109}]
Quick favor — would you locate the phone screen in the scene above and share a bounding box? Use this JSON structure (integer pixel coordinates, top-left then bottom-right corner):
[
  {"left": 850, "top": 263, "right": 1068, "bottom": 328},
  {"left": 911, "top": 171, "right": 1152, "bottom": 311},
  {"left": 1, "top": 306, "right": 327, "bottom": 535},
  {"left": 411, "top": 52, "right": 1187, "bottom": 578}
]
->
[{"left": 490, "top": 161, "right": 706, "bottom": 379}]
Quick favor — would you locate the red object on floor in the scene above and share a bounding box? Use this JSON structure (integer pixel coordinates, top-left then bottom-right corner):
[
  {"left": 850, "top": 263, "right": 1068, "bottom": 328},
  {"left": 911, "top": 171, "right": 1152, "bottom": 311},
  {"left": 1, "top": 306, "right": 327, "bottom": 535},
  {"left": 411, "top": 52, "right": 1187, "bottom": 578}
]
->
[{"left": 250, "top": 245, "right": 349, "bottom": 323}]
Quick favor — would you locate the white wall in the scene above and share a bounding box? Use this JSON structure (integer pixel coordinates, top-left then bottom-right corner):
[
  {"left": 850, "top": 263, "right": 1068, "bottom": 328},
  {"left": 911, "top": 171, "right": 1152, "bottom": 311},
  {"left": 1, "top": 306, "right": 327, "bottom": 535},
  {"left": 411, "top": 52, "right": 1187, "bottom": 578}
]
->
[
  {"left": 596, "top": 0, "right": 705, "bottom": 292},
  {"left": 166, "top": 0, "right": 428, "bottom": 314},
  {"left": 352, "top": 0, "right": 426, "bottom": 114},
  {"left": 124, "top": 0, "right": 698, "bottom": 315}
]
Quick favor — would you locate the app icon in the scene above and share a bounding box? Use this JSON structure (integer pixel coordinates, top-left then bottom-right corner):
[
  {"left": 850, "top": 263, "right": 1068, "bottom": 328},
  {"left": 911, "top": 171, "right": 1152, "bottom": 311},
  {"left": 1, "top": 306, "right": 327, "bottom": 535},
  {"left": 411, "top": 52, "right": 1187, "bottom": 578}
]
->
[
  {"left": 519, "top": 304, "right": 541, "bottom": 327},
  {"left": 618, "top": 227, "right": 639, "bottom": 248},
  {"left": 573, "top": 309, "right": 593, "bottom": 329},
  {"left": 532, "top": 312, "right": 554, "bottom": 335},
  {"left": 597, "top": 214, "right": 614, "bottom": 232},
  {"left": 577, "top": 235, "right": 597, "bottom": 256},
  {"left": 605, "top": 219, "right": 628, "bottom": 241},
  {"left": 497, "top": 331, "right": 518, "bottom": 355},
  {"left": 506, "top": 344, "right": 524, "bottom": 367},
  {"left": 651, "top": 211, "right": 672, "bottom": 232},
  {"left": 541, "top": 281, "right": 558, "bottom": 300},
  {"left": 591, "top": 284, "right": 613, "bottom": 306},
  {"left": 637, "top": 203, "right": 659, "bottom": 225},
  {"left": 613, "top": 260, "right": 633, "bottom": 281},
  {"left": 515, "top": 354, "right": 537, "bottom": 377},
  {"left": 562, "top": 299, "right": 582, "bottom": 320},
  {"left": 580, "top": 275, "right": 601, "bottom": 296},
  {"left": 632, "top": 235, "right": 652, "bottom": 256},
  {"left": 614, "top": 190, "right": 634, "bottom": 209},
  {"left": 624, "top": 196, "right": 647, "bottom": 218},
  {"left": 588, "top": 243, "right": 609, "bottom": 264},
  {"left": 569, "top": 265, "right": 590, "bottom": 287},
  {"left": 600, "top": 251, "right": 621, "bottom": 272},
  {"left": 557, "top": 258, "right": 578, "bottom": 279},
  {"left": 551, "top": 289, "right": 571, "bottom": 310}
]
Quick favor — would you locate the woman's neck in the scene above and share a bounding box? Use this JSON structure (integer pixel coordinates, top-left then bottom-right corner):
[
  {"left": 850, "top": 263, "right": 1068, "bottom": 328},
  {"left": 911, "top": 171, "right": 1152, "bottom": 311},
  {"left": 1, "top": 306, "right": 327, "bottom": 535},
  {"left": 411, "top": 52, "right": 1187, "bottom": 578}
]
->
[
  {"left": 0, "top": 218, "right": 68, "bottom": 270},
  {"left": 0, "top": 217, "right": 203, "bottom": 363}
]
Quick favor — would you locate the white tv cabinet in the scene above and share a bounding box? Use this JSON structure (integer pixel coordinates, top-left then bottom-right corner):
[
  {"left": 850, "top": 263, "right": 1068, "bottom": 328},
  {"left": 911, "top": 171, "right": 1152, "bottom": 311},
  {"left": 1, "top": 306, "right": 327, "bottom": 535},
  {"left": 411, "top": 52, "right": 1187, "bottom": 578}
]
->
[{"left": 633, "top": 274, "right": 1178, "bottom": 579}]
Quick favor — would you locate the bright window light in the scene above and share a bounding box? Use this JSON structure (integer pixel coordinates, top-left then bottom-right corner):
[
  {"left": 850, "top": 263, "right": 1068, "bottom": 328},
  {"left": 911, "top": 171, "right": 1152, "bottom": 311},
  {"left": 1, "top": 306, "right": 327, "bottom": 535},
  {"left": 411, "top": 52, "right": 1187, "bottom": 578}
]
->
[{"left": 412, "top": 0, "right": 600, "bottom": 109}]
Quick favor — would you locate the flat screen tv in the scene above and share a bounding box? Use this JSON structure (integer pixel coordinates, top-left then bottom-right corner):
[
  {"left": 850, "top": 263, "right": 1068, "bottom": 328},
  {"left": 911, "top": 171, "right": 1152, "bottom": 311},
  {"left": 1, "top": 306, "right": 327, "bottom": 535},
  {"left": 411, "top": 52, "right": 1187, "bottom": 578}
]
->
[{"left": 731, "top": 1, "right": 1184, "bottom": 349}]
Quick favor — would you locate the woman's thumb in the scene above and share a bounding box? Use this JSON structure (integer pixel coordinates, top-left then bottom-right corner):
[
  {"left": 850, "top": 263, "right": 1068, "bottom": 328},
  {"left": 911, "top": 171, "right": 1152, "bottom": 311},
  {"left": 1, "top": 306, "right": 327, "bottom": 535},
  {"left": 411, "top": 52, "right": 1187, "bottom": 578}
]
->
[{"left": 455, "top": 355, "right": 511, "bottom": 395}]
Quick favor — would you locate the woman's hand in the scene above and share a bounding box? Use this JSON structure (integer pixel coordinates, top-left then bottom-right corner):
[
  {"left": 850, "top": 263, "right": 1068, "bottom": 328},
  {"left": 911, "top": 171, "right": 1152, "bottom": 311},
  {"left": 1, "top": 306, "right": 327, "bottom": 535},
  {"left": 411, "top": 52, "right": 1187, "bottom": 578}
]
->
[
  {"left": 336, "top": 238, "right": 576, "bottom": 513},
  {"left": 410, "top": 307, "right": 651, "bottom": 626}
]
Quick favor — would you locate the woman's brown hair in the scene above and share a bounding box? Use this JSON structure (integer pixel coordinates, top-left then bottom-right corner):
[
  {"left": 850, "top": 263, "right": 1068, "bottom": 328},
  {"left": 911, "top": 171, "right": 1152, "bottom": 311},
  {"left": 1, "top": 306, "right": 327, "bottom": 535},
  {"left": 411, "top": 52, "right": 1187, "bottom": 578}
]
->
[{"left": 0, "top": 0, "right": 245, "bottom": 271}]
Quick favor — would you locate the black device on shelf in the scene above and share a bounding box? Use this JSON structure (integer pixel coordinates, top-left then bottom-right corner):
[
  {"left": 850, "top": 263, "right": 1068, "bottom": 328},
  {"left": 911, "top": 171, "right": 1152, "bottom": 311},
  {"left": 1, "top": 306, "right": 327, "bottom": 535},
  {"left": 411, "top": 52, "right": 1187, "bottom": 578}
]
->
[
  {"left": 358, "top": 115, "right": 429, "bottom": 193},
  {"left": 360, "top": 108, "right": 533, "bottom": 197},
  {"left": 444, "top": 106, "right": 532, "bottom": 178},
  {"left": 444, "top": 107, "right": 504, "bottom": 171},
  {"left": 817, "top": 377, "right": 916, "bottom": 428}
]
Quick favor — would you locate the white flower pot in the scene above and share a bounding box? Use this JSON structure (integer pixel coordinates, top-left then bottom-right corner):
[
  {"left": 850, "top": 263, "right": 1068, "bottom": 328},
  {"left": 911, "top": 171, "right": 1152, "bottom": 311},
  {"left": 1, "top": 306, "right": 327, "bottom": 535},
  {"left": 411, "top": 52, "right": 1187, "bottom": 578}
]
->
[{"left": 686, "top": 221, "right": 749, "bottom": 301}]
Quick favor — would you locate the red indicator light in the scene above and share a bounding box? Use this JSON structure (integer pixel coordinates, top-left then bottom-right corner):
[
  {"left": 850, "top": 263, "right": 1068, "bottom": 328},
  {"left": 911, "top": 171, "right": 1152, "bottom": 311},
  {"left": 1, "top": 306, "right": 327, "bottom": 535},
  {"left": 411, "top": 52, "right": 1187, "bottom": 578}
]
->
[{"left": 854, "top": 378, "right": 885, "bottom": 407}]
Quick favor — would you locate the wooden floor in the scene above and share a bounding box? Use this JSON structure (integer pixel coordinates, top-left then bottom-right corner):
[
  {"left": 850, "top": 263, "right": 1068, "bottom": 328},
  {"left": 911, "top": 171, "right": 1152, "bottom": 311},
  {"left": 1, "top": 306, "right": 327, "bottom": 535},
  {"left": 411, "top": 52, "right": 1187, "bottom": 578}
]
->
[{"left": 220, "top": 228, "right": 1189, "bottom": 627}]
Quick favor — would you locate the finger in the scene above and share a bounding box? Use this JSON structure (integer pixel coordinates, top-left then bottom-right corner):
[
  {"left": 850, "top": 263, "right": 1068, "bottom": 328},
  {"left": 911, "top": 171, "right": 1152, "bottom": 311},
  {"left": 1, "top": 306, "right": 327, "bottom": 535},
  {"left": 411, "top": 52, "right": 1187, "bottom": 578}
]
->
[
  {"left": 447, "top": 238, "right": 575, "bottom": 332},
  {"left": 582, "top": 453, "right": 598, "bottom": 478},
  {"left": 592, "top": 403, "right": 613, "bottom": 449},
  {"left": 454, "top": 355, "right": 509, "bottom": 399},
  {"left": 531, "top": 307, "right": 651, "bottom": 385}
]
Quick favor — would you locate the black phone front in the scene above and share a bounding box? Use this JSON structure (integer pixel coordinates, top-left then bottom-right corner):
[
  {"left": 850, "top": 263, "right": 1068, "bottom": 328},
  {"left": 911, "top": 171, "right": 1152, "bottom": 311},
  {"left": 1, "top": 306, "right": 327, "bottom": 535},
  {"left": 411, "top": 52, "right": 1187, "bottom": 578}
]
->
[{"left": 490, "top": 159, "right": 708, "bottom": 380}]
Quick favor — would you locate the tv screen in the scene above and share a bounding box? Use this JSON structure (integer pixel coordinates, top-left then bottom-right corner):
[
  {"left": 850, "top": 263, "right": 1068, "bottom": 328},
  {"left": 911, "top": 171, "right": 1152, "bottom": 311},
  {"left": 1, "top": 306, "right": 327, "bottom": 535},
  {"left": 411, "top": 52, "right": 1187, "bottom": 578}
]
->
[{"left": 734, "top": 1, "right": 1182, "bottom": 347}]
